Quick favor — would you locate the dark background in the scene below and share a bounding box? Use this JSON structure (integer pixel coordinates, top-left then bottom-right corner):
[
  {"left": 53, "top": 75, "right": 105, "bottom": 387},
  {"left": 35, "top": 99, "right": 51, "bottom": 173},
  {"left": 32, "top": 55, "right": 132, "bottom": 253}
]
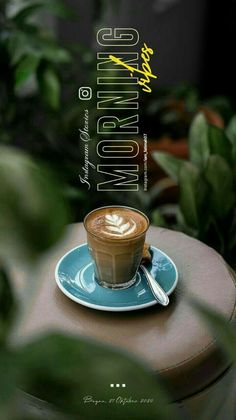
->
[{"left": 58, "top": 0, "right": 236, "bottom": 99}]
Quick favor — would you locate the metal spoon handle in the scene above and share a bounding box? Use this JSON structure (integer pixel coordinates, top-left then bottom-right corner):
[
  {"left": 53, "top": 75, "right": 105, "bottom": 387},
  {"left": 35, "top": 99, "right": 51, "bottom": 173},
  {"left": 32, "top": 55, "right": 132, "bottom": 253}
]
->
[{"left": 140, "top": 264, "right": 169, "bottom": 306}]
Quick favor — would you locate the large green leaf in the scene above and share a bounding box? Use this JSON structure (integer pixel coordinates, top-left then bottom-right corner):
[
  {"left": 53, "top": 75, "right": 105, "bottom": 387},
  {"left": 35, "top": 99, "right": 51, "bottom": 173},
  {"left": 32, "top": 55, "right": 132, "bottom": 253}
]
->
[
  {"left": 0, "top": 348, "right": 20, "bottom": 420},
  {"left": 38, "top": 65, "right": 60, "bottom": 110},
  {"left": 40, "top": 43, "right": 71, "bottom": 64},
  {"left": 44, "top": 0, "right": 76, "bottom": 18},
  {"left": 152, "top": 151, "right": 184, "bottom": 182},
  {"left": 179, "top": 162, "right": 201, "bottom": 229},
  {"left": 8, "top": 30, "right": 71, "bottom": 67},
  {"left": 17, "top": 333, "right": 176, "bottom": 420},
  {"left": 151, "top": 209, "right": 167, "bottom": 227},
  {"left": 226, "top": 115, "right": 236, "bottom": 164},
  {"left": 7, "top": 31, "right": 34, "bottom": 65},
  {"left": 189, "top": 113, "right": 209, "bottom": 167},
  {"left": 0, "top": 146, "right": 68, "bottom": 261},
  {"left": 226, "top": 114, "right": 236, "bottom": 143},
  {"left": 205, "top": 155, "right": 235, "bottom": 219},
  {"left": 8, "top": 0, "right": 74, "bottom": 20},
  {"left": 0, "top": 269, "right": 16, "bottom": 344},
  {"left": 208, "top": 125, "right": 232, "bottom": 164},
  {"left": 12, "top": 3, "right": 45, "bottom": 23},
  {"left": 14, "top": 55, "right": 39, "bottom": 88}
]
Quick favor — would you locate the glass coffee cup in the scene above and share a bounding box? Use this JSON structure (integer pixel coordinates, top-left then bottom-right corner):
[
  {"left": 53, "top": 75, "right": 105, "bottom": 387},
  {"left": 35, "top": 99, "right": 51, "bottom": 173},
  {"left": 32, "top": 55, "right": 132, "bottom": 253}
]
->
[{"left": 84, "top": 206, "right": 149, "bottom": 289}]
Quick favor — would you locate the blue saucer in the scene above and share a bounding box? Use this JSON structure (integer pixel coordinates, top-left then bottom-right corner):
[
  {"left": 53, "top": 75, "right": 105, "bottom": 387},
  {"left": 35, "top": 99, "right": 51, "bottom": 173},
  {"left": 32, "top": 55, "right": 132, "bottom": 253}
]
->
[{"left": 55, "top": 244, "right": 178, "bottom": 312}]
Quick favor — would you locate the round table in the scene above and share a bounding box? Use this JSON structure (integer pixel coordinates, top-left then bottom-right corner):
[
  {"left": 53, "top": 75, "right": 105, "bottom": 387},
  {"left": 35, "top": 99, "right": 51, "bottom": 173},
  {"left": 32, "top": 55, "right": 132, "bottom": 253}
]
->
[{"left": 17, "top": 224, "right": 236, "bottom": 415}]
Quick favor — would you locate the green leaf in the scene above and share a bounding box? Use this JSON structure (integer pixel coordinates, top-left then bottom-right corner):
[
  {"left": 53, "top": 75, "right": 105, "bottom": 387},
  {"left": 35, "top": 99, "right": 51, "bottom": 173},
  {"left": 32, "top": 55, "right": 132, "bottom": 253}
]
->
[
  {"left": 205, "top": 155, "right": 235, "bottom": 219},
  {"left": 12, "top": 3, "right": 45, "bottom": 23},
  {"left": 41, "top": 44, "right": 71, "bottom": 64},
  {"left": 0, "top": 269, "right": 16, "bottom": 344},
  {"left": 14, "top": 55, "right": 39, "bottom": 88},
  {"left": 226, "top": 115, "right": 236, "bottom": 143},
  {"left": 151, "top": 209, "right": 167, "bottom": 227},
  {"left": 208, "top": 125, "right": 232, "bottom": 164},
  {"left": 176, "top": 207, "right": 197, "bottom": 237},
  {"left": 17, "top": 333, "right": 176, "bottom": 420},
  {"left": 191, "top": 298, "right": 236, "bottom": 363},
  {"left": 9, "top": 0, "right": 75, "bottom": 20},
  {"left": 0, "top": 146, "right": 68, "bottom": 262},
  {"left": 179, "top": 162, "right": 201, "bottom": 229},
  {"left": 38, "top": 66, "right": 60, "bottom": 110},
  {"left": 206, "top": 218, "right": 225, "bottom": 256},
  {"left": 62, "top": 186, "right": 87, "bottom": 201},
  {"left": 10, "top": 35, "right": 71, "bottom": 67},
  {"left": 152, "top": 151, "right": 184, "bottom": 182},
  {"left": 0, "top": 348, "right": 20, "bottom": 419},
  {"left": 189, "top": 113, "right": 209, "bottom": 167},
  {"left": 44, "top": 0, "right": 76, "bottom": 18},
  {"left": 226, "top": 115, "right": 236, "bottom": 164},
  {"left": 184, "top": 87, "right": 199, "bottom": 113},
  {"left": 7, "top": 31, "right": 31, "bottom": 65}
]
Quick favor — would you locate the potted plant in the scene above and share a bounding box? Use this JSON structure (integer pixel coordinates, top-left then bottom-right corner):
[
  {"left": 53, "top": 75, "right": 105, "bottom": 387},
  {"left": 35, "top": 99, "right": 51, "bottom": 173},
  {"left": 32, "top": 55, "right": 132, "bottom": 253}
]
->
[
  {"left": 136, "top": 84, "right": 232, "bottom": 190},
  {"left": 152, "top": 112, "right": 236, "bottom": 269}
]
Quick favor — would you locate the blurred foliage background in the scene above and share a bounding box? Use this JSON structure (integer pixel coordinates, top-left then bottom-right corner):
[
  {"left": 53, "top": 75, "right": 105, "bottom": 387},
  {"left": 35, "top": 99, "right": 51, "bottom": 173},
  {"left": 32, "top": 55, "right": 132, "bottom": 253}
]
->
[{"left": 0, "top": 0, "right": 236, "bottom": 418}]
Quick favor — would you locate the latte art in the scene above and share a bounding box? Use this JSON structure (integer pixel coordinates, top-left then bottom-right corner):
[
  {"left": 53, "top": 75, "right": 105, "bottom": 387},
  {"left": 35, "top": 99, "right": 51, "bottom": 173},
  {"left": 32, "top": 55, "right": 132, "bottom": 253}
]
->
[
  {"left": 85, "top": 206, "right": 149, "bottom": 240},
  {"left": 103, "top": 214, "right": 136, "bottom": 237}
]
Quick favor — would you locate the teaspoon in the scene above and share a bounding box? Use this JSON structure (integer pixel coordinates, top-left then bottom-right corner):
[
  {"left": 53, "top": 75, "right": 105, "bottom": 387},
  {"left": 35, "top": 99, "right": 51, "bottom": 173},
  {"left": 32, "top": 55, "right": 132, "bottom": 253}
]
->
[{"left": 140, "top": 264, "right": 169, "bottom": 306}]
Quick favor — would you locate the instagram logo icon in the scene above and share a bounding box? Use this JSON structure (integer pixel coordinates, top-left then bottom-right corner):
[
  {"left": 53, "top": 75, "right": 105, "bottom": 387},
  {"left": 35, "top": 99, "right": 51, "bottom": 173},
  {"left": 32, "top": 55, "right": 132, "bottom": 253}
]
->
[{"left": 78, "top": 87, "right": 92, "bottom": 100}]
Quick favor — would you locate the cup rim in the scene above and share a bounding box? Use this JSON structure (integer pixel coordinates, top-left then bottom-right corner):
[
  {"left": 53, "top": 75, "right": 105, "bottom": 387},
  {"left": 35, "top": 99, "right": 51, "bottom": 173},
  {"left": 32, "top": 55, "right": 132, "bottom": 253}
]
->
[{"left": 83, "top": 205, "right": 150, "bottom": 241}]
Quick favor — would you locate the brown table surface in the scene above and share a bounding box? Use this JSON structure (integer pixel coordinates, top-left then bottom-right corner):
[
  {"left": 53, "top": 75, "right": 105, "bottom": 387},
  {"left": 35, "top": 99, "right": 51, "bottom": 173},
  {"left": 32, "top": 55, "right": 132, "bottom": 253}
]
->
[{"left": 15, "top": 224, "right": 236, "bottom": 401}]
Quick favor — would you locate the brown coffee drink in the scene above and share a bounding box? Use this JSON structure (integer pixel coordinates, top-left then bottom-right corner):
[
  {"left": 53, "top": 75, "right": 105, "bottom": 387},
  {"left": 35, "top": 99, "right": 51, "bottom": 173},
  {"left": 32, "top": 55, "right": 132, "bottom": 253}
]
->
[{"left": 84, "top": 206, "right": 149, "bottom": 289}]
